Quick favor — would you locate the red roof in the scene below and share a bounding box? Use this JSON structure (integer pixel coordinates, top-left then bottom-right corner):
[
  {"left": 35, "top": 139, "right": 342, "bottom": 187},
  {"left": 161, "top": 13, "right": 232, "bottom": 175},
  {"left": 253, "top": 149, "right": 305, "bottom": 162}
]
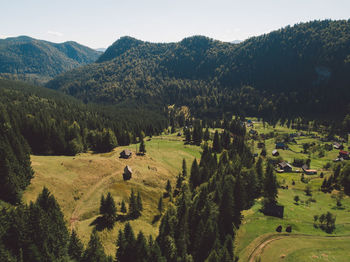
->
[{"left": 340, "top": 150, "right": 349, "bottom": 155}]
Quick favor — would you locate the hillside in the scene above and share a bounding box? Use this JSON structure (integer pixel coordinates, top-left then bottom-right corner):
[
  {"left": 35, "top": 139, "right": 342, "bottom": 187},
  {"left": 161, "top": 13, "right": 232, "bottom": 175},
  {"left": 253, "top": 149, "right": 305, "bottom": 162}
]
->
[
  {"left": 47, "top": 20, "right": 350, "bottom": 120},
  {"left": 23, "top": 135, "right": 201, "bottom": 256},
  {"left": 0, "top": 79, "right": 167, "bottom": 156},
  {"left": 0, "top": 36, "right": 101, "bottom": 84}
]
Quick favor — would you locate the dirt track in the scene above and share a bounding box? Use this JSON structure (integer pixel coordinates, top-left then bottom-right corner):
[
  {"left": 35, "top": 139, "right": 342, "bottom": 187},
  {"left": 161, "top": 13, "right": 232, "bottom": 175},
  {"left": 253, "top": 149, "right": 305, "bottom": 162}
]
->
[{"left": 247, "top": 233, "right": 350, "bottom": 262}]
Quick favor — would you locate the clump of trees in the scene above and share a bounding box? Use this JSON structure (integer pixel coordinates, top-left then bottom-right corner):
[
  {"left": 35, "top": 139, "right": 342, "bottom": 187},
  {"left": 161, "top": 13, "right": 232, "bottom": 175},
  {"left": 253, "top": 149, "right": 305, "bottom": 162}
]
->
[{"left": 313, "top": 212, "right": 336, "bottom": 233}]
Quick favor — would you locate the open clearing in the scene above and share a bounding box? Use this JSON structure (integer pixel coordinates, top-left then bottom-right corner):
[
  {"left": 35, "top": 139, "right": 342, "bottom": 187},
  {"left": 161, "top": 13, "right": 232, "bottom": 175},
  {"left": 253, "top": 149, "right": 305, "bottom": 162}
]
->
[
  {"left": 248, "top": 234, "right": 350, "bottom": 262},
  {"left": 237, "top": 120, "right": 350, "bottom": 261},
  {"left": 23, "top": 134, "right": 201, "bottom": 255}
]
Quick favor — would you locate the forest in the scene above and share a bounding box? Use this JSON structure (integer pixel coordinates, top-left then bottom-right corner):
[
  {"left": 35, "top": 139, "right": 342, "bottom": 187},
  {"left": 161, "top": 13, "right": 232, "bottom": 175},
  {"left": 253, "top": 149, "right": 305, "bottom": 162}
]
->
[
  {"left": 0, "top": 36, "right": 101, "bottom": 84},
  {"left": 47, "top": 20, "right": 350, "bottom": 121}
]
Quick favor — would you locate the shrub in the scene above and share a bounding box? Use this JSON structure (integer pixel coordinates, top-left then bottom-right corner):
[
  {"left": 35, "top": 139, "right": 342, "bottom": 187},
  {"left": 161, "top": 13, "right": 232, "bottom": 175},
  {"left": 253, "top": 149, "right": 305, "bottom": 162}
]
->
[
  {"left": 286, "top": 225, "right": 292, "bottom": 233},
  {"left": 276, "top": 225, "right": 282, "bottom": 232}
]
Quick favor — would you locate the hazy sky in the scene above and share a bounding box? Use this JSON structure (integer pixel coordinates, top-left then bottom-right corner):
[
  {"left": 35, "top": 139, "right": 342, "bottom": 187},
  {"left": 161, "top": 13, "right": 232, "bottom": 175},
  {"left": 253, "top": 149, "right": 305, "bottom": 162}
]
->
[{"left": 1, "top": 0, "right": 349, "bottom": 49}]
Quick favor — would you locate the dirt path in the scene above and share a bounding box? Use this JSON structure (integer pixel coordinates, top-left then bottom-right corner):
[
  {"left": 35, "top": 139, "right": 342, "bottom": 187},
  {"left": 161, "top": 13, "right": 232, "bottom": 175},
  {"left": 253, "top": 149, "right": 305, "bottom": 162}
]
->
[
  {"left": 69, "top": 171, "right": 120, "bottom": 231},
  {"left": 247, "top": 234, "right": 350, "bottom": 262}
]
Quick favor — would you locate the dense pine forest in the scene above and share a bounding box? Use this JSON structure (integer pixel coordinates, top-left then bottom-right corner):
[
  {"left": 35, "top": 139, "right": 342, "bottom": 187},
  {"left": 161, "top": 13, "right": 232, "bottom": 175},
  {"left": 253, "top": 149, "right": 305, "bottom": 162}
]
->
[{"left": 47, "top": 20, "right": 350, "bottom": 121}]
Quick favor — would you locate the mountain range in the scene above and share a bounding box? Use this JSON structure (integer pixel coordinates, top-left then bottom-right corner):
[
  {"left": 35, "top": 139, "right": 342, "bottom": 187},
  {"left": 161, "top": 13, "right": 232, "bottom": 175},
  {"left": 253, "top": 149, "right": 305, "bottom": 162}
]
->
[
  {"left": 46, "top": 20, "right": 350, "bottom": 120},
  {"left": 0, "top": 36, "right": 101, "bottom": 84}
]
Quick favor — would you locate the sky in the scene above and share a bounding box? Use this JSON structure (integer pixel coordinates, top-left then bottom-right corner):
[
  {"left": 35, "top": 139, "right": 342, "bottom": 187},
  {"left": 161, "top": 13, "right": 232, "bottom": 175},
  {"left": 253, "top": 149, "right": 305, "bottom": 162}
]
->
[{"left": 1, "top": 0, "right": 349, "bottom": 49}]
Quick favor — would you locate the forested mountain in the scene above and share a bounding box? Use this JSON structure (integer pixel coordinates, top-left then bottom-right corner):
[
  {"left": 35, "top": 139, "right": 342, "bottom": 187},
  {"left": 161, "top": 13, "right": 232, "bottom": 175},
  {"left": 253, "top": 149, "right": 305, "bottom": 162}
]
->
[
  {"left": 0, "top": 36, "right": 101, "bottom": 84},
  {"left": 47, "top": 20, "right": 350, "bottom": 121}
]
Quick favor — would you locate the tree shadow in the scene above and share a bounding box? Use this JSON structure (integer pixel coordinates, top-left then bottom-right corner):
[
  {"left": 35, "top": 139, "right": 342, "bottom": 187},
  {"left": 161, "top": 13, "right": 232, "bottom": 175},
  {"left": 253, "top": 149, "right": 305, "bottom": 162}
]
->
[{"left": 152, "top": 214, "right": 162, "bottom": 225}]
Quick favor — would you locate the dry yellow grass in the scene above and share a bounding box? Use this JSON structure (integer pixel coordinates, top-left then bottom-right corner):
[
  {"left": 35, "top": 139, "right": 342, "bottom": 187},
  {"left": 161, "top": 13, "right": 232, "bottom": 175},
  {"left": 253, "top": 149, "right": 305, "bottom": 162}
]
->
[{"left": 23, "top": 134, "right": 201, "bottom": 256}]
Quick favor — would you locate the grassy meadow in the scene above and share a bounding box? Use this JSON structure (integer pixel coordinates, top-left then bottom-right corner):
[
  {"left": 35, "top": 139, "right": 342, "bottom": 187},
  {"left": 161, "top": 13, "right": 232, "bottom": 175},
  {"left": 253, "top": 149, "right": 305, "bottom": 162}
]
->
[
  {"left": 23, "top": 133, "right": 201, "bottom": 256},
  {"left": 237, "top": 120, "right": 350, "bottom": 262}
]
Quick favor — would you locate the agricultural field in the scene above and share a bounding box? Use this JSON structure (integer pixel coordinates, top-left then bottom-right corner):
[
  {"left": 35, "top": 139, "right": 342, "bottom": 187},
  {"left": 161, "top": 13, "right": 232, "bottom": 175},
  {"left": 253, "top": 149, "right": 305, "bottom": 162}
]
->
[
  {"left": 237, "top": 121, "right": 350, "bottom": 262},
  {"left": 23, "top": 133, "right": 201, "bottom": 256}
]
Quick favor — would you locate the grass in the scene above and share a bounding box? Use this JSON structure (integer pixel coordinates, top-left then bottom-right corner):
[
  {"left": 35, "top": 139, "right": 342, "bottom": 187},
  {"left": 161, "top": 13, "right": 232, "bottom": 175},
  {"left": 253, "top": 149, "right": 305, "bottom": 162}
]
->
[
  {"left": 259, "top": 236, "right": 350, "bottom": 262},
  {"left": 23, "top": 133, "right": 201, "bottom": 256},
  {"left": 237, "top": 121, "right": 350, "bottom": 262}
]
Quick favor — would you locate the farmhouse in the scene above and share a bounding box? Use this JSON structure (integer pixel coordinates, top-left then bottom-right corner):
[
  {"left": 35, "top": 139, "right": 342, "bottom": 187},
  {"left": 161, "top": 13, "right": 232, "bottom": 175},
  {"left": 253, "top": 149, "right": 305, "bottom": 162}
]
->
[
  {"left": 272, "top": 149, "right": 279, "bottom": 156},
  {"left": 339, "top": 150, "right": 350, "bottom": 159},
  {"left": 120, "top": 149, "right": 132, "bottom": 159},
  {"left": 333, "top": 142, "right": 344, "bottom": 150},
  {"left": 302, "top": 164, "right": 317, "bottom": 175},
  {"left": 277, "top": 161, "right": 293, "bottom": 172},
  {"left": 123, "top": 165, "right": 132, "bottom": 180}
]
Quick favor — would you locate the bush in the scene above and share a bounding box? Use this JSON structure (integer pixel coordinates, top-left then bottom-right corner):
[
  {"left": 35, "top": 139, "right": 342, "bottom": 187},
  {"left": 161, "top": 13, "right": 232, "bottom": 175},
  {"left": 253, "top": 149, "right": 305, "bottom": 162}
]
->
[
  {"left": 276, "top": 225, "right": 282, "bottom": 232},
  {"left": 286, "top": 225, "right": 292, "bottom": 233}
]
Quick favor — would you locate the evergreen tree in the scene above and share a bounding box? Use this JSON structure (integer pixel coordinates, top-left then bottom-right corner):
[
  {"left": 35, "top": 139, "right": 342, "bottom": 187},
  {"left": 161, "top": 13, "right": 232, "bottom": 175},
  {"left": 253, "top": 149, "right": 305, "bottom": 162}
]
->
[
  {"left": 99, "top": 194, "right": 106, "bottom": 215},
  {"left": 185, "top": 128, "right": 191, "bottom": 144},
  {"left": 137, "top": 191, "right": 143, "bottom": 213},
  {"left": 158, "top": 196, "right": 164, "bottom": 215},
  {"left": 68, "top": 230, "right": 84, "bottom": 262},
  {"left": 100, "top": 192, "right": 117, "bottom": 228},
  {"left": 263, "top": 163, "right": 278, "bottom": 205},
  {"left": 81, "top": 229, "right": 107, "bottom": 262},
  {"left": 189, "top": 159, "right": 200, "bottom": 190},
  {"left": 121, "top": 200, "right": 127, "bottom": 213},
  {"left": 182, "top": 159, "right": 188, "bottom": 178},
  {"left": 139, "top": 138, "right": 146, "bottom": 155},
  {"left": 255, "top": 157, "right": 264, "bottom": 193},
  {"left": 212, "top": 130, "right": 222, "bottom": 153},
  {"left": 165, "top": 180, "right": 172, "bottom": 196},
  {"left": 203, "top": 127, "right": 210, "bottom": 141}
]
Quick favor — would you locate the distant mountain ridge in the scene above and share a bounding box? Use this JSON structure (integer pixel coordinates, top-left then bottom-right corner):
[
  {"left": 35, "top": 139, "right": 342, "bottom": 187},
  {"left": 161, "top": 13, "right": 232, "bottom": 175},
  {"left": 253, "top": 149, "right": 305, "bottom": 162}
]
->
[
  {"left": 0, "top": 36, "right": 101, "bottom": 84},
  {"left": 47, "top": 20, "right": 350, "bottom": 120}
]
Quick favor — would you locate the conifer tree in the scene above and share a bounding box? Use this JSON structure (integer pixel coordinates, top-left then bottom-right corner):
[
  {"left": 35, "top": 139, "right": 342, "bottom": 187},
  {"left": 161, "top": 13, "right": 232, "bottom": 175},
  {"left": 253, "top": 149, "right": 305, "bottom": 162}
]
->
[
  {"left": 255, "top": 157, "right": 264, "bottom": 193},
  {"left": 165, "top": 180, "right": 172, "bottom": 196},
  {"left": 182, "top": 158, "right": 187, "bottom": 178},
  {"left": 213, "top": 130, "right": 222, "bottom": 153},
  {"left": 81, "top": 229, "right": 107, "bottom": 262},
  {"left": 139, "top": 138, "right": 146, "bottom": 155},
  {"left": 128, "top": 189, "right": 138, "bottom": 218},
  {"left": 99, "top": 194, "right": 106, "bottom": 215},
  {"left": 204, "top": 127, "right": 210, "bottom": 141},
  {"left": 158, "top": 196, "right": 164, "bottom": 215},
  {"left": 137, "top": 191, "right": 143, "bottom": 213},
  {"left": 68, "top": 230, "right": 84, "bottom": 262},
  {"left": 101, "top": 192, "right": 117, "bottom": 228},
  {"left": 185, "top": 128, "right": 191, "bottom": 144},
  {"left": 121, "top": 200, "right": 127, "bottom": 213},
  {"left": 189, "top": 159, "right": 200, "bottom": 190},
  {"left": 263, "top": 163, "right": 278, "bottom": 205}
]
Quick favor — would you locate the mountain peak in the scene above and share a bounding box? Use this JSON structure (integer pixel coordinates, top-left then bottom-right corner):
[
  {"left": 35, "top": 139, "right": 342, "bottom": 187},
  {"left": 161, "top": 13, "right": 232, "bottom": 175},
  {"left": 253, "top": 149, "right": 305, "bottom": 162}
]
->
[{"left": 96, "top": 36, "right": 144, "bottom": 63}]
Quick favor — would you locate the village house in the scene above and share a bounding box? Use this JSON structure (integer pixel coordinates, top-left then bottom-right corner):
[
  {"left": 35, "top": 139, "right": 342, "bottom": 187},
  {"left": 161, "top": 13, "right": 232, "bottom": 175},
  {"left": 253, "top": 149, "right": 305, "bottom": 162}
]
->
[
  {"left": 123, "top": 165, "right": 132, "bottom": 180},
  {"left": 339, "top": 150, "right": 350, "bottom": 159},
  {"left": 120, "top": 149, "right": 132, "bottom": 159},
  {"left": 302, "top": 164, "right": 317, "bottom": 175},
  {"left": 272, "top": 149, "right": 279, "bottom": 156},
  {"left": 333, "top": 142, "right": 344, "bottom": 150},
  {"left": 277, "top": 161, "right": 293, "bottom": 172}
]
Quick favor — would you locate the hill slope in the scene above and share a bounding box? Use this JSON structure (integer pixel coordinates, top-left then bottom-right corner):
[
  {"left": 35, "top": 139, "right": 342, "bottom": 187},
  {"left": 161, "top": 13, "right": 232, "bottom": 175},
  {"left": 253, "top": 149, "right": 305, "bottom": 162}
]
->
[
  {"left": 47, "top": 20, "right": 350, "bottom": 120},
  {"left": 0, "top": 36, "right": 101, "bottom": 84}
]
